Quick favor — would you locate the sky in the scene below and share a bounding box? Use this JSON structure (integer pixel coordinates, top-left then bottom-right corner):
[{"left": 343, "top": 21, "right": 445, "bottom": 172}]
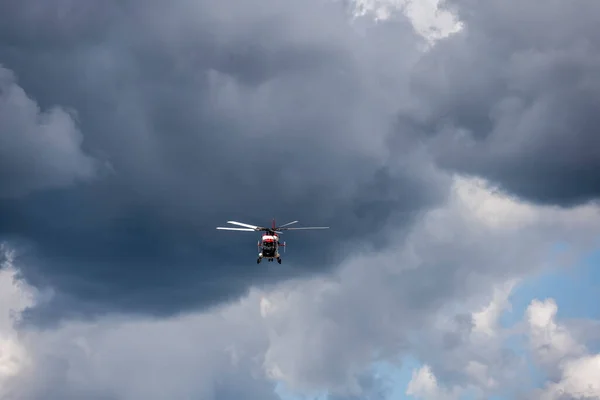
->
[{"left": 1, "top": 0, "right": 600, "bottom": 399}]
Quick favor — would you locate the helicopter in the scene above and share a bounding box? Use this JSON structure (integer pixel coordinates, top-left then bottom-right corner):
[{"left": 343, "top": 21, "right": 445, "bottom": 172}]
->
[{"left": 216, "top": 219, "right": 329, "bottom": 264}]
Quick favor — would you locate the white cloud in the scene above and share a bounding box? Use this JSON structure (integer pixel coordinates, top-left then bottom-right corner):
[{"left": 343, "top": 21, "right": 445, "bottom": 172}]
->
[
  {"left": 538, "top": 355, "right": 600, "bottom": 400},
  {"left": 404, "top": 278, "right": 526, "bottom": 399},
  {"left": 350, "top": 0, "right": 462, "bottom": 43},
  {"left": 527, "top": 299, "right": 587, "bottom": 376},
  {"left": 405, "top": 292, "right": 600, "bottom": 400},
  {"left": 527, "top": 299, "right": 600, "bottom": 400},
  {"left": 0, "top": 287, "right": 276, "bottom": 400},
  {"left": 406, "top": 365, "right": 459, "bottom": 400},
  {"left": 471, "top": 279, "right": 517, "bottom": 336},
  {"left": 0, "top": 245, "right": 35, "bottom": 396}
]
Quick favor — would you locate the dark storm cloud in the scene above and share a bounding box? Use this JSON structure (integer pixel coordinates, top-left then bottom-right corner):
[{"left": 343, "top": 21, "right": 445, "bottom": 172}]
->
[
  {"left": 0, "top": 0, "right": 443, "bottom": 323},
  {"left": 0, "top": 66, "right": 98, "bottom": 198},
  {"left": 404, "top": 0, "right": 600, "bottom": 206}
]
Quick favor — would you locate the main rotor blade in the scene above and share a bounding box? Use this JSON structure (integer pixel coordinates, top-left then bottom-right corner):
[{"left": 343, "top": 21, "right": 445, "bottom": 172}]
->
[
  {"left": 280, "top": 226, "right": 329, "bottom": 230},
  {"left": 226, "top": 221, "right": 262, "bottom": 230},
  {"left": 277, "top": 220, "right": 299, "bottom": 228},
  {"left": 216, "top": 227, "right": 255, "bottom": 231}
]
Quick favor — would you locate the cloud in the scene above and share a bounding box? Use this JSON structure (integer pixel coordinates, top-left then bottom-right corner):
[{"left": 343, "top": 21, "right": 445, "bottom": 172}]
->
[
  {"left": 0, "top": 0, "right": 445, "bottom": 323},
  {"left": 403, "top": 0, "right": 600, "bottom": 206},
  {"left": 401, "top": 280, "right": 526, "bottom": 399},
  {"left": 527, "top": 299, "right": 600, "bottom": 400},
  {"left": 539, "top": 355, "right": 600, "bottom": 400},
  {"left": 0, "top": 246, "right": 278, "bottom": 400},
  {"left": 404, "top": 295, "right": 600, "bottom": 400},
  {"left": 1, "top": 0, "right": 599, "bottom": 399},
  {"left": 3, "top": 174, "right": 599, "bottom": 399},
  {"left": 0, "top": 246, "right": 35, "bottom": 394},
  {"left": 1, "top": 0, "right": 596, "bottom": 327},
  {"left": 526, "top": 299, "right": 586, "bottom": 379},
  {"left": 0, "top": 66, "right": 98, "bottom": 198},
  {"left": 352, "top": 0, "right": 462, "bottom": 43}
]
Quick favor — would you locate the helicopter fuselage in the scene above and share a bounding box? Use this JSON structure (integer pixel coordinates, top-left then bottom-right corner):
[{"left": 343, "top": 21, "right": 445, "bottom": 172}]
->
[{"left": 258, "top": 234, "right": 283, "bottom": 264}]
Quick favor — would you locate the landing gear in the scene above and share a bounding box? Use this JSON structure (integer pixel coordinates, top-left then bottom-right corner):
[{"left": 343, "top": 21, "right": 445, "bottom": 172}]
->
[{"left": 257, "top": 256, "right": 281, "bottom": 264}]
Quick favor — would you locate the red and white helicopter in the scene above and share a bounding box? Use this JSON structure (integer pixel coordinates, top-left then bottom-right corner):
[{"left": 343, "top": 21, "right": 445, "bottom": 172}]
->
[{"left": 216, "top": 219, "right": 329, "bottom": 264}]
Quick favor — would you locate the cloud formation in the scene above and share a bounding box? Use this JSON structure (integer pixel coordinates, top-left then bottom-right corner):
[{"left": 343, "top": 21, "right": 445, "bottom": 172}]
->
[
  {"left": 1, "top": 0, "right": 600, "bottom": 399},
  {"left": 2, "top": 0, "right": 599, "bottom": 323},
  {"left": 2, "top": 176, "right": 600, "bottom": 399},
  {"left": 527, "top": 299, "right": 600, "bottom": 400},
  {"left": 404, "top": 294, "right": 600, "bottom": 400},
  {"left": 407, "top": 0, "right": 600, "bottom": 206},
  {"left": 0, "top": 0, "right": 447, "bottom": 322},
  {"left": 0, "top": 66, "right": 97, "bottom": 198}
]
